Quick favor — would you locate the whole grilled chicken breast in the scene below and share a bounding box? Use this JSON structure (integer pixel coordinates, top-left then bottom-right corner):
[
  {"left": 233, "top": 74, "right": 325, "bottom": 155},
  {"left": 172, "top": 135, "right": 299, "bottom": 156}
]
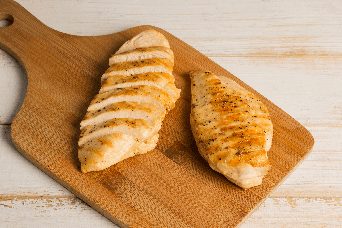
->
[
  {"left": 190, "top": 70, "right": 273, "bottom": 189},
  {"left": 78, "top": 30, "right": 180, "bottom": 173}
]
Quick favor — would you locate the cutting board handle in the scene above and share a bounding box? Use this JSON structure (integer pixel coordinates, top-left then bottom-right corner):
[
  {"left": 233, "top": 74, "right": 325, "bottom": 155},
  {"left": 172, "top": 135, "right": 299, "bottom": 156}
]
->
[{"left": 0, "top": 0, "right": 51, "bottom": 66}]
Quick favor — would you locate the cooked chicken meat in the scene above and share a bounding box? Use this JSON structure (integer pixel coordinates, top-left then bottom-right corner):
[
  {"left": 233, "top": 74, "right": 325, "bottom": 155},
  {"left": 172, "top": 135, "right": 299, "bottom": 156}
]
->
[
  {"left": 87, "top": 85, "right": 175, "bottom": 113},
  {"left": 101, "top": 58, "right": 173, "bottom": 84},
  {"left": 115, "top": 29, "right": 171, "bottom": 55},
  {"left": 78, "top": 30, "right": 180, "bottom": 173},
  {"left": 109, "top": 46, "right": 174, "bottom": 65},
  {"left": 100, "top": 72, "right": 180, "bottom": 99},
  {"left": 80, "top": 102, "right": 164, "bottom": 129},
  {"left": 190, "top": 70, "right": 273, "bottom": 189}
]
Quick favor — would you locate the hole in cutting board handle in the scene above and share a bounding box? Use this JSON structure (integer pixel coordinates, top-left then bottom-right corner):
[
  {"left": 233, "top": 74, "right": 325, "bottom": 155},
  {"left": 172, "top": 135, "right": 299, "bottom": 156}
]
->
[{"left": 0, "top": 14, "right": 14, "bottom": 28}]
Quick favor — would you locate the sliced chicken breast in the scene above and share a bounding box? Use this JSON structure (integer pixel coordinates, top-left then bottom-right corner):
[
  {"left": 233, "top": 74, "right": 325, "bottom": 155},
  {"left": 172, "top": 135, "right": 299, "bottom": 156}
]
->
[
  {"left": 190, "top": 70, "right": 273, "bottom": 189},
  {"left": 78, "top": 29, "right": 180, "bottom": 173}
]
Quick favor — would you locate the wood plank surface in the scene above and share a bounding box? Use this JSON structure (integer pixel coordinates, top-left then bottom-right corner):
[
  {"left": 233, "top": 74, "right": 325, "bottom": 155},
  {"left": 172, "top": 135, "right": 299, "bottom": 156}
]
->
[{"left": 1, "top": 0, "right": 341, "bottom": 227}]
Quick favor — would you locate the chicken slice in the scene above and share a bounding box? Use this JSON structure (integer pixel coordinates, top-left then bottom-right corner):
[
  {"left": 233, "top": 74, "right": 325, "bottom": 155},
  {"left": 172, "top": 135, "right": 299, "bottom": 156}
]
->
[
  {"left": 101, "top": 58, "right": 173, "bottom": 84},
  {"left": 100, "top": 72, "right": 180, "bottom": 101},
  {"left": 190, "top": 70, "right": 273, "bottom": 189},
  {"left": 78, "top": 117, "right": 162, "bottom": 146},
  {"left": 87, "top": 85, "right": 175, "bottom": 113},
  {"left": 109, "top": 46, "right": 174, "bottom": 65},
  {"left": 120, "top": 133, "right": 159, "bottom": 160},
  {"left": 79, "top": 133, "right": 159, "bottom": 173},
  {"left": 115, "top": 29, "right": 170, "bottom": 55},
  {"left": 80, "top": 101, "right": 165, "bottom": 129}
]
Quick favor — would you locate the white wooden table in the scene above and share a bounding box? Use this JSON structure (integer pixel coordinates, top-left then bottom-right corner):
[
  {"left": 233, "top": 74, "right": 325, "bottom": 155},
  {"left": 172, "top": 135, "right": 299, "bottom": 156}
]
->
[{"left": 1, "top": 0, "right": 341, "bottom": 227}]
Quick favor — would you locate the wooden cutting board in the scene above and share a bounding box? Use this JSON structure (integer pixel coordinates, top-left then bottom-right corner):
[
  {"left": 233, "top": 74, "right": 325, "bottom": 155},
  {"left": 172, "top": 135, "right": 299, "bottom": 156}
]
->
[{"left": 1, "top": 0, "right": 314, "bottom": 227}]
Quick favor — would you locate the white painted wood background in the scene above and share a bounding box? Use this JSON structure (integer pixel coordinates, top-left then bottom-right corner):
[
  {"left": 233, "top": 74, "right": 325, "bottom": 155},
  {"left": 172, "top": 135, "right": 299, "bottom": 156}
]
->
[{"left": 1, "top": 0, "right": 341, "bottom": 227}]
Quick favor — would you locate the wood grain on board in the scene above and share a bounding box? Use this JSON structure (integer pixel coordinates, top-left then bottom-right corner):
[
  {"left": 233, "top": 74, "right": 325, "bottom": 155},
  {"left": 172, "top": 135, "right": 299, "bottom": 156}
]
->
[{"left": 0, "top": 0, "right": 314, "bottom": 227}]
